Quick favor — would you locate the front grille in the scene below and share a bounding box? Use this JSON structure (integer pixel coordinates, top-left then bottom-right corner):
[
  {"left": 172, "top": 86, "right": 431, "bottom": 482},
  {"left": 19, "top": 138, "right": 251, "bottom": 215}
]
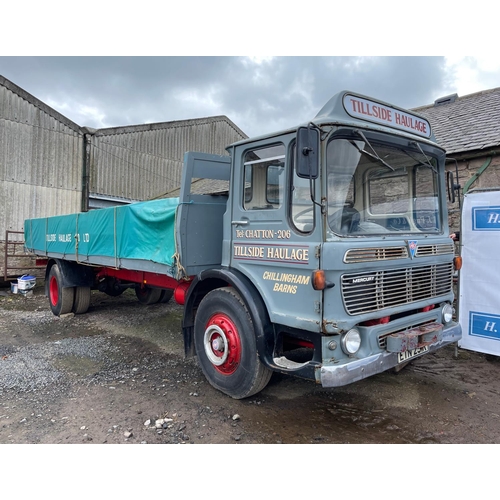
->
[
  {"left": 344, "top": 247, "right": 408, "bottom": 263},
  {"left": 341, "top": 262, "right": 454, "bottom": 315},
  {"left": 416, "top": 243, "right": 455, "bottom": 257},
  {"left": 344, "top": 243, "right": 454, "bottom": 263}
]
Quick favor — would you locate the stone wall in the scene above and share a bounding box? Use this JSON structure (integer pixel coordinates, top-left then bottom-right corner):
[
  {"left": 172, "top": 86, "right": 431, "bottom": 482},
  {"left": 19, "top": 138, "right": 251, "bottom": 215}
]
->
[{"left": 446, "top": 154, "right": 500, "bottom": 235}]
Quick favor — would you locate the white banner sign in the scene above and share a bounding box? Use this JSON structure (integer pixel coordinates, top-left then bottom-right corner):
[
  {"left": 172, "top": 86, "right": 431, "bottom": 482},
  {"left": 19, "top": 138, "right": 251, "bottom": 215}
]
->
[
  {"left": 459, "top": 190, "right": 500, "bottom": 355},
  {"left": 342, "top": 94, "right": 432, "bottom": 138}
]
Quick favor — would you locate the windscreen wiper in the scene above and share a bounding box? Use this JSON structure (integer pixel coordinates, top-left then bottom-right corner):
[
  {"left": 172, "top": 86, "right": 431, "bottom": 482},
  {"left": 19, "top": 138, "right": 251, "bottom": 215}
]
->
[
  {"left": 351, "top": 129, "right": 395, "bottom": 171},
  {"left": 409, "top": 141, "right": 437, "bottom": 173}
]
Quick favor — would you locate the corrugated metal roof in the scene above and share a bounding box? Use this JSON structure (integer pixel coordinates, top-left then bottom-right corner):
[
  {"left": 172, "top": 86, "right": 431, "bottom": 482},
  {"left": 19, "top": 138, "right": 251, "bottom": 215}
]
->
[
  {"left": 95, "top": 115, "right": 246, "bottom": 140},
  {"left": 413, "top": 87, "right": 500, "bottom": 155},
  {"left": 0, "top": 75, "right": 82, "bottom": 134},
  {"left": 91, "top": 116, "right": 246, "bottom": 201},
  {"left": 162, "top": 178, "right": 230, "bottom": 199}
]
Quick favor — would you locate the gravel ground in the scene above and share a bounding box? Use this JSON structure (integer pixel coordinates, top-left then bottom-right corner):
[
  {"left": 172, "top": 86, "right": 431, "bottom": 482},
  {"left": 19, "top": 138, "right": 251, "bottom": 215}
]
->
[
  {"left": 2, "top": 285, "right": 492, "bottom": 500},
  {"left": 2, "top": 282, "right": 500, "bottom": 452}
]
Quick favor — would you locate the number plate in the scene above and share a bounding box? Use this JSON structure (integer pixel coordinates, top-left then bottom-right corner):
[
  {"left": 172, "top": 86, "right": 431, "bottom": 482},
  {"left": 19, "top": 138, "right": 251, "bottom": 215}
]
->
[{"left": 398, "top": 345, "right": 429, "bottom": 364}]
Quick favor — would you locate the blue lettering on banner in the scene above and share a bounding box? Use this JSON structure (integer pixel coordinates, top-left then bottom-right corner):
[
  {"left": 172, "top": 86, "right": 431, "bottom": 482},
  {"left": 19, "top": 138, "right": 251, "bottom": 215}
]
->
[
  {"left": 472, "top": 206, "right": 500, "bottom": 230},
  {"left": 469, "top": 311, "right": 500, "bottom": 341}
]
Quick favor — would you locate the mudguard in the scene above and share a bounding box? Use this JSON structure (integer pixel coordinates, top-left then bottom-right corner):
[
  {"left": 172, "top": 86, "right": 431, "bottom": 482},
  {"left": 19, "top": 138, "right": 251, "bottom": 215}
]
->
[
  {"left": 44, "top": 259, "right": 96, "bottom": 296},
  {"left": 182, "top": 266, "right": 275, "bottom": 365}
]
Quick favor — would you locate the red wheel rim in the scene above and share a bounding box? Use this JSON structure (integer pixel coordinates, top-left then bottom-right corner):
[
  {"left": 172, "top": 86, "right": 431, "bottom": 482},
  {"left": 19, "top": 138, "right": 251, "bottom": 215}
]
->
[
  {"left": 204, "top": 313, "right": 241, "bottom": 375},
  {"left": 49, "top": 275, "right": 59, "bottom": 306}
]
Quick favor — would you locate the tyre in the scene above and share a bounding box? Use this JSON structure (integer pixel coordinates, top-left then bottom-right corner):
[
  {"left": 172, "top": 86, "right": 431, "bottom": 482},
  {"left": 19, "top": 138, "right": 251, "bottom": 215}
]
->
[
  {"left": 73, "top": 286, "right": 91, "bottom": 314},
  {"left": 194, "top": 287, "right": 272, "bottom": 399},
  {"left": 135, "top": 286, "right": 162, "bottom": 305},
  {"left": 48, "top": 264, "right": 75, "bottom": 316},
  {"left": 158, "top": 289, "right": 174, "bottom": 304}
]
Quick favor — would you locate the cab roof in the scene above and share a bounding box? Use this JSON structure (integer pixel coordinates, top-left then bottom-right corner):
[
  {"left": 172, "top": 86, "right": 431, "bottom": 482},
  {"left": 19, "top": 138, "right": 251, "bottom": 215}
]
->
[{"left": 228, "top": 90, "right": 437, "bottom": 150}]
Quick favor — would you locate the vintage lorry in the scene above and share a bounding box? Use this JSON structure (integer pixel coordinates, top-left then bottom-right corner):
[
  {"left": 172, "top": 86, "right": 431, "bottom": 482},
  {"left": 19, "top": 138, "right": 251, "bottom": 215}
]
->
[{"left": 24, "top": 90, "right": 462, "bottom": 399}]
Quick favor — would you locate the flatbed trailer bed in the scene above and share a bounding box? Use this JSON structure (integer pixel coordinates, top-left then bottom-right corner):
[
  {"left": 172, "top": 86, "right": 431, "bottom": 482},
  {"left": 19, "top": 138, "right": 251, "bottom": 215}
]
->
[{"left": 24, "top": 197, "right": 180, "bottom": 277}]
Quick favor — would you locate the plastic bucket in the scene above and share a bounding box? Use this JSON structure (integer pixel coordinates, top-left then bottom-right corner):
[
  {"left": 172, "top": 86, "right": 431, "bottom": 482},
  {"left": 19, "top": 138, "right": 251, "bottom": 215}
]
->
[
  {"left": 11, "top": 282, "right": 18, "bottom": 294},
  {"left": 18, "top": 275, "right": 36, "bottom": 291}
]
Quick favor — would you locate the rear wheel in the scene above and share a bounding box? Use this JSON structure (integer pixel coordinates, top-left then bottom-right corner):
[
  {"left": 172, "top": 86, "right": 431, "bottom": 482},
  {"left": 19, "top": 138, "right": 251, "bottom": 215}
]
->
[
  {"left": 73, "top": 286, "right": 91, "bottom": 314},
  {"left": 135, "top": 286, "right": 162, "bottom": 305},
  {"left": 48, "top": 264, "right": 75, "bottom": 316},
  {"left": 159, "top": 289, "right": 174, "bottom": 304},
  {"left": 194, "top": 287, "right": 272, "bottom": 399}
]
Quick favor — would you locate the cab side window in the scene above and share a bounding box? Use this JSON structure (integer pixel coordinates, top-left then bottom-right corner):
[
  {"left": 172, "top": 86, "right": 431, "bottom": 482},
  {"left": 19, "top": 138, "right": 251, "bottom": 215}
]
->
[
  {"left": 291, "top": 145, "right": 315, "bottom": 232},
  {"left": 243, "top": 144, "right": 285, "bottom": 210}
]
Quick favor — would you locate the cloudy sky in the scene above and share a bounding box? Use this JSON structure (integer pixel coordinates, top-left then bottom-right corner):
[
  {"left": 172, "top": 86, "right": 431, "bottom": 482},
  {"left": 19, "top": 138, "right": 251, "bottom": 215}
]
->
[
  {"left": 2, "top": 56, "right": 499, "bottom": 139},
  {"left": 1, "top": 4, "right": 498, "bottom": 139}
]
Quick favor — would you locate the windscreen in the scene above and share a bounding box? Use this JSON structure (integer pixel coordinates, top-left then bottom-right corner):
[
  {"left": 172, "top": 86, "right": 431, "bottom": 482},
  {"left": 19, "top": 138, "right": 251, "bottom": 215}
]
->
[{"left": 326, "top": 137, "right": 441, "bottom": 236}]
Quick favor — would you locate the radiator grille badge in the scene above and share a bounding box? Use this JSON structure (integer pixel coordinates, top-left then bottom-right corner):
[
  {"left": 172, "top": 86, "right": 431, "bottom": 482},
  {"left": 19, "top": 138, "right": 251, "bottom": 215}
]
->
[{"left": 407, "top": 240, "right": 417, "bottom": 259}]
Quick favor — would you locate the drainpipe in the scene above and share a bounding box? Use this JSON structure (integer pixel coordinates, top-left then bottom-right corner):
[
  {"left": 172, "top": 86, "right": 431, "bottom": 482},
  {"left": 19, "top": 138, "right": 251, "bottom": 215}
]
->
[
  {"left": 462, "top": 157, "right": 493, "bottom": 195},
  {"left": 446, "top": 150, "right": 499, "bottom": 197},
  {"left": 81, "top": 127, "right": 97, "bottom": 212}
]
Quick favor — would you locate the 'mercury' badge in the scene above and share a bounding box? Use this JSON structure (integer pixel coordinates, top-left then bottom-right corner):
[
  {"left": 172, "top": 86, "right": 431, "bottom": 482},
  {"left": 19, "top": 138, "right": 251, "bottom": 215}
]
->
[{"left": 407, "top": 240, "right": 417, "bottom": 259}]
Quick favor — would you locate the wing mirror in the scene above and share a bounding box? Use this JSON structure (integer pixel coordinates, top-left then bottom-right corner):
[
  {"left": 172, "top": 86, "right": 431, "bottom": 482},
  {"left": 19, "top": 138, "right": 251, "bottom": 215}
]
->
[{"left": 296, "top": 126, "right": 319, "bottom": 179}]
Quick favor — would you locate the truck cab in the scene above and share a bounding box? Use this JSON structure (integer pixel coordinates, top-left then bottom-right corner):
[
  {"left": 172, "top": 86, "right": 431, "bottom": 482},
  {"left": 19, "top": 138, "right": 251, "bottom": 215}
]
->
[
  {"left": 26, "top": 90, "right": 461, "bottom": 400},
  {"left": 181, "top": 91, "right": 461, "bottom": 398}
]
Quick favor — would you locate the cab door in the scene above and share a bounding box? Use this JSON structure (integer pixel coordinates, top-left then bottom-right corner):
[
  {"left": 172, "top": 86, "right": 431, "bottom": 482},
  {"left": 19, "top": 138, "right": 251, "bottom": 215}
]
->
[{"left": 229, "top": 137, "right": 322, "bottom": 334}]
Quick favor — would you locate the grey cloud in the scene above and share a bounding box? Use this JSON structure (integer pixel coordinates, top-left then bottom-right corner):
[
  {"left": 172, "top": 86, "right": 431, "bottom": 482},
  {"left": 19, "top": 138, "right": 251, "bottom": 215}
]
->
[{"left": 0, "top": 56, "right": 451, "bottom": 137}]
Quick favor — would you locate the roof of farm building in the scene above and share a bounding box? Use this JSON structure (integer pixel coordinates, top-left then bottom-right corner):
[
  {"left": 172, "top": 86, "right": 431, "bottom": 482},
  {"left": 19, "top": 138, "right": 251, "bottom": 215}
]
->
[{"left": 413, "top": 87, "right": 500, "bottom": 155}]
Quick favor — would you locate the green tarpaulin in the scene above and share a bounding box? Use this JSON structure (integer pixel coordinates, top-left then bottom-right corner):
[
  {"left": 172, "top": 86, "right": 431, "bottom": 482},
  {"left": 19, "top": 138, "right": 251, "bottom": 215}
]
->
[{"left": 24, "top": 198, "right": 180, "bottom": 270}]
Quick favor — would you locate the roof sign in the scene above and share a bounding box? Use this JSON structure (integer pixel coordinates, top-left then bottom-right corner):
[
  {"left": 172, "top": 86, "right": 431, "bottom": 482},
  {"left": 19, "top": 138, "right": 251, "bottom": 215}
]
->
[{"left": 343, "top": 94, "right": 432, "bottom": 139}]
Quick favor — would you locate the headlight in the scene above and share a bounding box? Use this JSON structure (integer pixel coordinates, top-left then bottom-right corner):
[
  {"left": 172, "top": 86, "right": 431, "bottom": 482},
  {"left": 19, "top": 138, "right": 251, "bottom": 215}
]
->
[
  {"left": 341, "top": 328, "right": 361, "bottom": 355},
  {"left": 442, "top": 304, "right": 453, "bottom": 323}
]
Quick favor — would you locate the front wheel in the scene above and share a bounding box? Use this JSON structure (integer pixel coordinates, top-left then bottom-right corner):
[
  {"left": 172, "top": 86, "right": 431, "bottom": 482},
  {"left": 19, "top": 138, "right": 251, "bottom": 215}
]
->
[{"left": 194, "top": 287, "right": 272, "bottom": 399}]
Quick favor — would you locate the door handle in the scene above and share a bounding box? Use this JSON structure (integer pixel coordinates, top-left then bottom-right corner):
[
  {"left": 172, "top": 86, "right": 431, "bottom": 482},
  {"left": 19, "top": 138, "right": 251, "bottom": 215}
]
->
[{"left": 232, "top": 220, "right": 249, "bottom": 226}]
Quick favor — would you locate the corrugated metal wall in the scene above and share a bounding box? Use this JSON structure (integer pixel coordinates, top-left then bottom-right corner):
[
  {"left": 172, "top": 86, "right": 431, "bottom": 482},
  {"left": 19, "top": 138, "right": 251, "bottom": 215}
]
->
[
  {"left": 0, "top": 77, "right": 84, "bottom": 233},
  {"left": 90, "top": 117, "right": 246, "bottom": 203},
  {"left": 0, "top": 74, "right": 247, "bottom": 279},
  {"left": 0, "top": 76, "right": 84, "bottom": 279}
]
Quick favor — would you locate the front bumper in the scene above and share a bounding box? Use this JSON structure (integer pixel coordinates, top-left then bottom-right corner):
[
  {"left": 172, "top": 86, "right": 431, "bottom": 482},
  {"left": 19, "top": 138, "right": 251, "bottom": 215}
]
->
[{"left": 317, "top": 322, "right": 461, "bottom": 388}]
